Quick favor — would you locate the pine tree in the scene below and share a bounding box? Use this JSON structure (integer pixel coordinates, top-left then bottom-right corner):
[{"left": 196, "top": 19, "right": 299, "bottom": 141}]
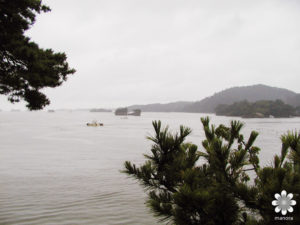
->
[
  {"left": 0, "top": 0, "right": 75, "bottom": 110},
  {"left": 124, "top": 117, "right": 300, "bottom": 225}
]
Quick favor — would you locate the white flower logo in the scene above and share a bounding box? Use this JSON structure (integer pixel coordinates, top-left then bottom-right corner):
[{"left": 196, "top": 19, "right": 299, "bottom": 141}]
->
[{"left": 272, "top": 190, "right": 296, "bottom": 215}]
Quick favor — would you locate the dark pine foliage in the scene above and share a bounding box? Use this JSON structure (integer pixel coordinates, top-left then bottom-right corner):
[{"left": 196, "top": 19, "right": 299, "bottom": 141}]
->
[
  {"left": 0, "top": 0, "right": 75, "bottom": 110},
  {"left": 124, "top": 118, "right": 300, "bottom": 225}
]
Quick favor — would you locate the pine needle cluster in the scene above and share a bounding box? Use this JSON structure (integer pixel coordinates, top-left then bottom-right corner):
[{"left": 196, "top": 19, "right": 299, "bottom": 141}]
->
[{"left": 123, "top": 117, "right": 300, "bottom": 225}]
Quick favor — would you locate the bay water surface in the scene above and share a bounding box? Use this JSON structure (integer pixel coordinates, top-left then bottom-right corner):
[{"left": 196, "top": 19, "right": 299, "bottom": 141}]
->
[{"left": 0, "top": 111, "right": 299, "bottom": 225}]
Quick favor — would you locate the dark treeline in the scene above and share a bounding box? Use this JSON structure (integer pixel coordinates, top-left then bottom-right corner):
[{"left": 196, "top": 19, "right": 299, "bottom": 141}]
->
[{"left": 215, "top": 99, "right": 298, "bottom": 118}]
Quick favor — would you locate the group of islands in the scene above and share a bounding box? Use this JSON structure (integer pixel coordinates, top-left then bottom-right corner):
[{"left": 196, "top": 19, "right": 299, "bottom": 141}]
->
[
  {"left": 4, "top": 84, "right": 298, "bottom": 119},
  {"left": 88, "top": 84, "right": 300, "bottom": 118}
]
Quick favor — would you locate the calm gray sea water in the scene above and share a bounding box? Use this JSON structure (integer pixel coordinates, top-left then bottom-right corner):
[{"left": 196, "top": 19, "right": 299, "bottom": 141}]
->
[{"left": 0, "top": 111, "right": 299, "bottom": 225}]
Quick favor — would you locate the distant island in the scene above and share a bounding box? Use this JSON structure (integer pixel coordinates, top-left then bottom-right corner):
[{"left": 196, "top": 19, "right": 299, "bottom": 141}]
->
[
  {"left": 126, "top": 84, "right": 300, "bottom": 115},
  {"left": 215, "top": 100, "right": 299, "bottom": 118},
  {"left": 90, "top": 108, "right": 112, "bottom": 112}
]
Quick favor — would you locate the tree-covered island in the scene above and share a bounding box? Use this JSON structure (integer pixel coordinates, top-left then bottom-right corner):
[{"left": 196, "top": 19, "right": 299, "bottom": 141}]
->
[{"left": 215, "top": 100, "right": 298, "bottom": 118}]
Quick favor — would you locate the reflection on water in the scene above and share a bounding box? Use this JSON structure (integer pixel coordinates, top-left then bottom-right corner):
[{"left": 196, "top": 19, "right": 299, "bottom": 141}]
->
[{"left": 0, "top": 112, "right": 299, "bottom": 224}]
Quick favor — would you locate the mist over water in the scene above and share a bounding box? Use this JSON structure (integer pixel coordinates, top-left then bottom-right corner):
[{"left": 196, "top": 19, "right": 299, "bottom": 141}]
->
[{"left": 0, "top": 112, "right": 299, "bottom": 225}]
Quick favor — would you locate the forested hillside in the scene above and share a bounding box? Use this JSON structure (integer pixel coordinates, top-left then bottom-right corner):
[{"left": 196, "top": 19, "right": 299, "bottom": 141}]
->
[{"left": 127, "top": 84, "right": 300, "bottom": 113}]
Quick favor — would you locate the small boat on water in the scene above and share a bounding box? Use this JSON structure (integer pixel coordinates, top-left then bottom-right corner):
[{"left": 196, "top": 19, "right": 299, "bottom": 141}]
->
[
  {"left": 128, "top": 109, "right": 141, "bottom": 116},
  {"left": 86, "top": 120, "right": 104, "bottom": 127},
  {"left": 114, "top": 108, "right": 141, "bottom": 116}
]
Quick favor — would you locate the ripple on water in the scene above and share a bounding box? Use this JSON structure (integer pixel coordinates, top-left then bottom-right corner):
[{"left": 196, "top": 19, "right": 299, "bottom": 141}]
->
[{"left": 1, "top": 112, "right": 299, "bottom": 224}]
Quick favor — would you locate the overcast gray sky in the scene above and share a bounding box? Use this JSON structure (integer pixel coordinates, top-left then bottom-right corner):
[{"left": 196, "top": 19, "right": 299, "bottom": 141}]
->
[{"left": 1, "top": 0, "right": 300, "bottom": 110}]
